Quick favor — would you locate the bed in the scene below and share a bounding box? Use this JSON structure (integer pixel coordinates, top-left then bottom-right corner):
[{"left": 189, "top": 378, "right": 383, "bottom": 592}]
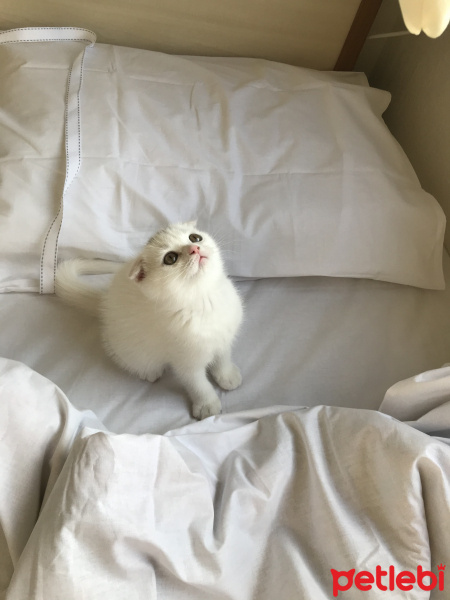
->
[{"left": 2, "top": 14, "right": 450, "bottom": 600}]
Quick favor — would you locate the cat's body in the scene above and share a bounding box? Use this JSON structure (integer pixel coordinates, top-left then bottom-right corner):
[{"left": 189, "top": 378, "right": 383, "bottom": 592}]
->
[{"left": 55, "top": 222, "right": 243, "bottom": 419}]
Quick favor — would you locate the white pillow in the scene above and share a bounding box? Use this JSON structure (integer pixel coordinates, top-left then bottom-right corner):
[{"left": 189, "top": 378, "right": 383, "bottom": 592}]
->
[
  {"left": 0, "top": 29, "right": 445, "bottom": 292},
  {"left": 0, "top": 27, "right": 96, "bottom": 293}
]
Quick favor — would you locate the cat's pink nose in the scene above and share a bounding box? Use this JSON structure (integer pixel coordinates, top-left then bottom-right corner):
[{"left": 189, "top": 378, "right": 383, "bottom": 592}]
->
[{"left": 189, "top": 245, "right": 201, "bottom": 255}]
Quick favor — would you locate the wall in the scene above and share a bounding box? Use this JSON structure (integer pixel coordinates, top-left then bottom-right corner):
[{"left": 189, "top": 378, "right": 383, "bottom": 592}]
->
[
  {"left": 0, "top": 0, "right": 360, "bottom": 70},
  {"left": 356, "top": 0, "right": 450, "bottom": 248}
]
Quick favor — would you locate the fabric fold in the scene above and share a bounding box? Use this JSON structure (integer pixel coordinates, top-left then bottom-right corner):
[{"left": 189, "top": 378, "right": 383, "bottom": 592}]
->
[{"left": 3, "top": 358, "right": 450, "bottom": 599}]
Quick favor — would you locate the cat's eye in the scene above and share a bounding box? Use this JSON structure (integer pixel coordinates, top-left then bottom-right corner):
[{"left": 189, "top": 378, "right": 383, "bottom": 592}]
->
[
  {"left": 189, "top": 233, "right": 202, "bottom": 243},
  {"left": 163, "top": 251, "right": 178, "bottom": 265}
]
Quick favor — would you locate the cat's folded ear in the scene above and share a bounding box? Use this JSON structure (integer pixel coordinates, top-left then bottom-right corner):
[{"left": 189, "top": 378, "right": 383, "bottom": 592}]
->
[{"left": 129, "top": 256, "right": 146, "bottom": 283}]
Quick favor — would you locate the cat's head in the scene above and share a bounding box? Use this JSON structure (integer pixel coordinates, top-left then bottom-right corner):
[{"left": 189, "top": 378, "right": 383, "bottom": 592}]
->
[{"left": 128, "top": 221, "right": 224, "bottom": 292}]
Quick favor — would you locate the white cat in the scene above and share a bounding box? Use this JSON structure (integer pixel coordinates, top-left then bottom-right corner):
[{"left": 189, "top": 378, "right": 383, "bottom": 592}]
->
[{"left": 55, "top": 222, "right": 243, "bottom": 419}]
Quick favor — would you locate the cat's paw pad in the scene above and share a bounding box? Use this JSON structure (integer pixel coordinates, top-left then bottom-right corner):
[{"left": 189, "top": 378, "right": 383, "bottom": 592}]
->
[
  {"left": 192, "top": 397, "right": 222, "bottom": 420},
  {"left": 213, "top": 364, "right": 242, "bottom": 391}
]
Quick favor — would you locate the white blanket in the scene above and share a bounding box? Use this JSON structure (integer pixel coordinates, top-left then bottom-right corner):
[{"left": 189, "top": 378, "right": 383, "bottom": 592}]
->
[{"left": 2, "top": 358, "right": 450, "bottom": 599}]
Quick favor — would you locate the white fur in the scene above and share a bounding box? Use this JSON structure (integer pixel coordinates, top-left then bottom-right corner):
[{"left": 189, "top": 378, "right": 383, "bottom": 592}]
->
[
  {"left": 55, "top": 259, "right": 122, "bottom": 315},
  {"left": 55, "top": 222, "right": 243, "bottom": 419}
]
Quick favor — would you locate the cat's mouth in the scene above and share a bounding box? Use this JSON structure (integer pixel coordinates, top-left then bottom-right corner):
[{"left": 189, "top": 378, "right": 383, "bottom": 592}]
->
[{"left": 190, "top": 253, "right": 209, "bottom": 273}]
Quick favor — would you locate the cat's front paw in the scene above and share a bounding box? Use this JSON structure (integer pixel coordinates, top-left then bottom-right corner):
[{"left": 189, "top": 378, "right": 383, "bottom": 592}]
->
[
  {"left": 212, "top": 364, "right": 242, "bottom": 391},
  {"left": 192, "top": 397, "right": 222, "bottom": 420}
]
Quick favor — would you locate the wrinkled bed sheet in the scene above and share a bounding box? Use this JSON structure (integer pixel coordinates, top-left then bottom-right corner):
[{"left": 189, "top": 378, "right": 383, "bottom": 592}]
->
[{"left": 2, "top": 358, "right": 450, "bottom": 599}]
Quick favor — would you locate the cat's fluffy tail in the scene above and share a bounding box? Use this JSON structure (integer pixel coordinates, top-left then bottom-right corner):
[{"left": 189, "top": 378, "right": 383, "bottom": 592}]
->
[{"left": 55, "top": 259, "right": 122, "bottom": 315}]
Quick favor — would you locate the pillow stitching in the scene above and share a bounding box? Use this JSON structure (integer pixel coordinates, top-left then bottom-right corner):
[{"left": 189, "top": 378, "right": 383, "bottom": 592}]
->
[
  {"left": 0, "top": 39, "right": 95, "bottom": 45},
  {"left": 39, "top": 48, "right": 87, "bottom": 293},
  {"left": 51, "top": 48, "right": 86, "bottom": 289},
  {"left": 1, "top": 27, "right": 95, "bottom": 33},
  {"left": 39, "top": 61, "right": 74, "bottom": 294}
]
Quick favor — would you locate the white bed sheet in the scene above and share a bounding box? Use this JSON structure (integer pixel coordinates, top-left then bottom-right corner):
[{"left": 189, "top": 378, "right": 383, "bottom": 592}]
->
[
  {"left": 1, "top": 250, "right": 450, "bottom": 435},
  {"left": 3, "top": 357, "right": 450, "bottom": 599}
]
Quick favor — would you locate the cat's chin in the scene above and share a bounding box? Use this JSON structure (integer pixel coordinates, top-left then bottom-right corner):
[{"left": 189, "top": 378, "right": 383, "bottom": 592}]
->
[
  {"left": 191, "top": 263, "right": 208, "bottom": 278},
  {"left": 189, "top": 253, "right": 210, "bottom": 276}
]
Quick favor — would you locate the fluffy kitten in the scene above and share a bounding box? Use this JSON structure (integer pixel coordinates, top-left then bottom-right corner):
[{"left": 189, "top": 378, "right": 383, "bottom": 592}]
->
[{"left": 55, "top": 222, "right": 243, "bottom": 419}]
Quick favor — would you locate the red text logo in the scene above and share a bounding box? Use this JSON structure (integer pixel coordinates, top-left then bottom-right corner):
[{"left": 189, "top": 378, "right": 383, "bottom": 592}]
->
[{"left": 331, "top": 564, "right": 445, "bottom": 597}]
